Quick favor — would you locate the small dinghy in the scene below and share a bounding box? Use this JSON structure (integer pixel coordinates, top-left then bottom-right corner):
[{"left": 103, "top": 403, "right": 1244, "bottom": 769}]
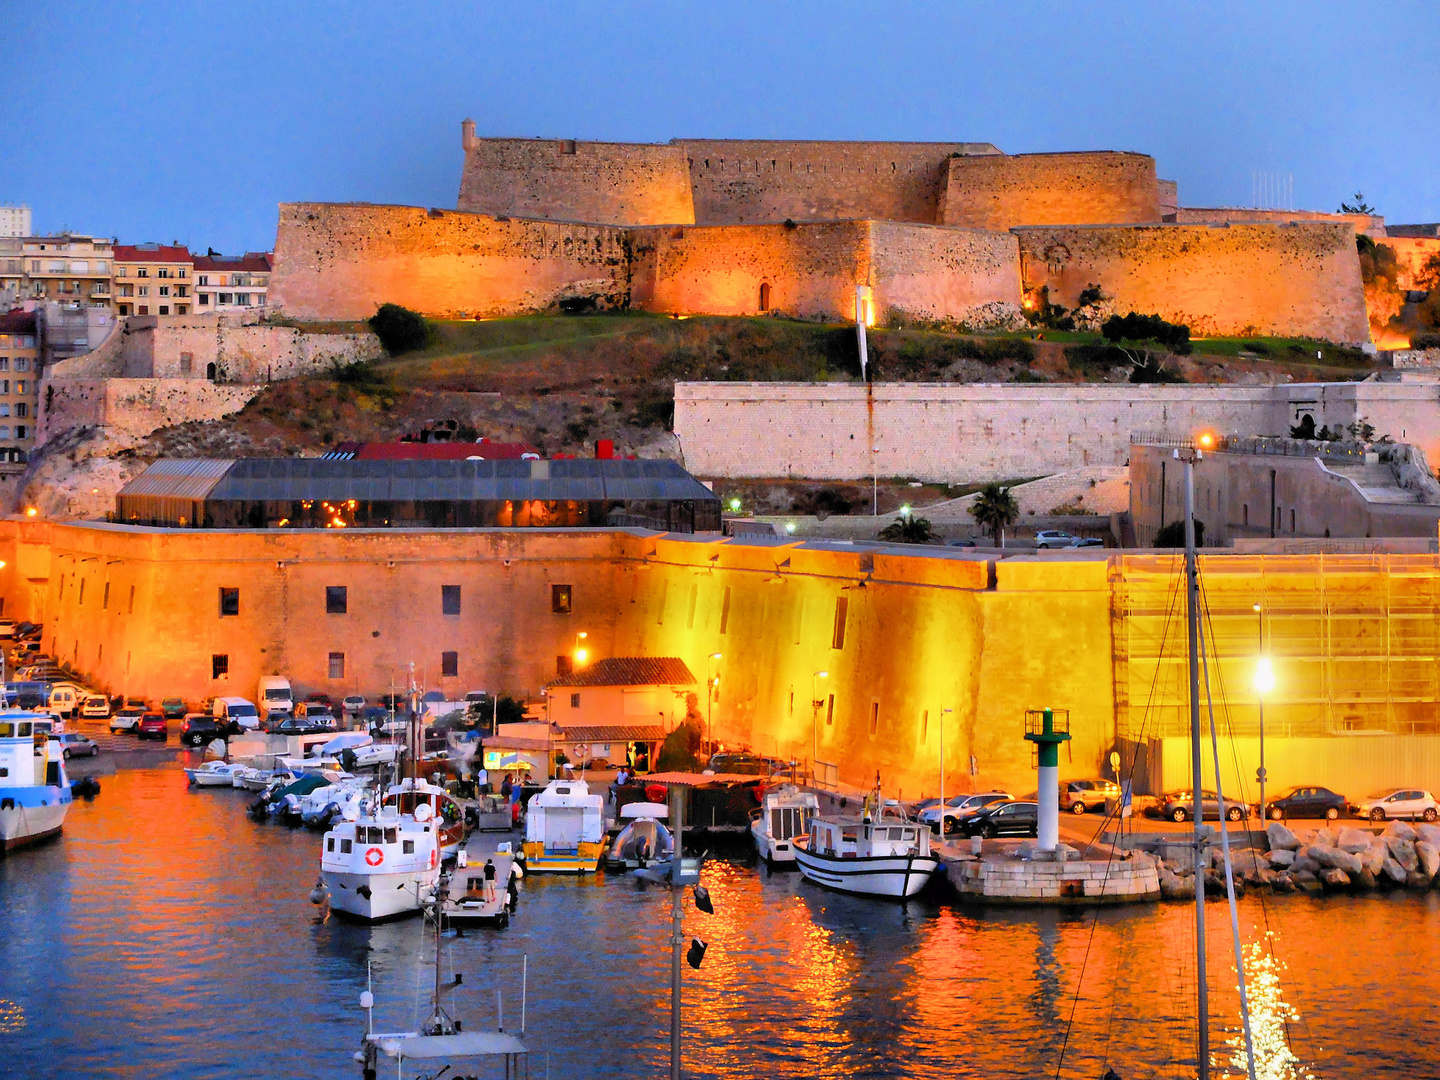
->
[
  {"left": 604, "top": 802, "right": 674, "bottom": 869},
  {"left": 185, "top": 761, "right": 247, "bottom": 788}
]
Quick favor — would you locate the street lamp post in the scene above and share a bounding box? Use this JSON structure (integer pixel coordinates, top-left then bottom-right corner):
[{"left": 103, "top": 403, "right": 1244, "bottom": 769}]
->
[
  {"left": 574, "top": 631, "right": 588, "bottom": 669},
  {"left": 940, "top": 706, "right": 953, "bottom": 835},
  {"left": 1253, "top": 603, "right": 1274, "bottom": 822},
  {"left": 872, "top": 446, "right": 880, "bottom": 516},
  {"left": 811, "top": 671, "right": 829, "bottom": 782},
  {"left": 706, "top": 653, "right": 722, "bottom": 753}
]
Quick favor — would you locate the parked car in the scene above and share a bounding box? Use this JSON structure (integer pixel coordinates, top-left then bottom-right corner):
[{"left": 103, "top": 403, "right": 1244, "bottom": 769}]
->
[
  {"left": 264, "top": 710, "right": 295, "bottom": 733},
  {"left": 274, "top": 716, "right": 328, "bottom": 736},
  {"left": 1158, "top": 790, "right": 1246, "bottom": 822},
  {"left": 160, "top": 697, "right": 188, "bottom": 721},
  {"left": 181, "top": 714, "right": 228, "bottom": 747},
  {"left": 1061, "top": 779, "right": 1122, "bottom": 815},
  {"left": 946, "top": 538, "right": 978, "bottom": 548},
  {"left": 1264, "top": 785, "right": 1347, "bottom": 821},
  {"left": 1035, "top": 530, "right": 1077, "bottom": 549},
  {"left": 124, "top": 697, "right": 148, "bottom": 711},
  {"left": 45, "top": 684, "right": 85, "bottom": 719},
  {"left": 1354, "top": 789, "right": 1440, "bottom": 822},
  {"left": 298, "top": 702, "right": 337, "bottom": 730},
  {"left": 80, "top": 694, "right": 112, "bottom": 719},
  {"left": 342, "top": 694, "right": 367, "bottom": 716},
  {"left": 704, "top": 751, "right": 773, "bottom": 776},
  {"left": 110, "top": 707, "right": 145, "bottom": 734},
  {"left": 56, "top": 732, "right": 99, "bottom": 759},
  {"left": 136, "top": 713, "right": 168, "bottom": 741},
  {"left": 1068, "top": 538, "right": 1105, "bottom": 549},
  {"left": 962, "top": 800, "right": 1040, "bottom": 838},
  {"left": 919, "top": 792, "right": 1012, "bottom": 834},
  {"left": 212, "top": 696, "right": 261, "bottom": 732},
  {"left": 0, "top": 620, "right": 15, "bottom": 638},
  {"left": 421, "top": 690, "right": 446, "bottom": 704}
]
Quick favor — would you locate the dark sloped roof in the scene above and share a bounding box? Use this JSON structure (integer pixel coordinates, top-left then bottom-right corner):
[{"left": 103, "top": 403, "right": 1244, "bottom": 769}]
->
[
  {"left": 558, "top": 725, "right": 668, "bottom": 743},
  {"left": 193, "top": 252, "right": 272, "bottom": 272},
  {"left": 0, "top": 311, "right": 37, "bottom": 333},
  {"left": 118, "top": 458, "right": 234, "bottom": 499},
  {"left": 550, "top": 657, "right": 697, "bottom": 688},
  {"left": 114, "top": 244, "right": 192, "bottom": 263}
]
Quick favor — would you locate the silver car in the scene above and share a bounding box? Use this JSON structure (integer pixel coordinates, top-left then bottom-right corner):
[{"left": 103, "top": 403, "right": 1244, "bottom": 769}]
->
[
  {"left": 919, "top": 792, "right": 1012, "bottom": 834},
  {"left": 57, "top": 732, "right": 99, "bottom": 759},
  {"left": 1035, "top": 530, "right": 1077, "bottom": 549}
]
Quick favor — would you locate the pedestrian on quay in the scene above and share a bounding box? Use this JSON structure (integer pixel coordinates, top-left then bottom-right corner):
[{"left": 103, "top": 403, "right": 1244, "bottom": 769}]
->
[
  {"left": 500, "top": 773, "right": 513, "bottom": 801},
  {"left": 476, "top": 766, "right": 490, "bottom": 795},
  {"left": 482, "top": 857, "right": 497, "bottom": 902}
]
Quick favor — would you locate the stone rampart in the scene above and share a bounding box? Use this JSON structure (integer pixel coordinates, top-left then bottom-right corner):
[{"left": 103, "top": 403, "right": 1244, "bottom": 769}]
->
[
  {"left": 1015, "top": 222, "right": 1370, "bottom": 343},
  {"left": 1382, "top": 236, "right": 1440, "bottom": 290},
  {"left": 673, "top": 380, "right": 1440, "bottom": 482},
  {"left": 1173, "top": 206, "right": 1386, "bottom": 238},
  {"left": 868, "top": 221, "right": 1022, "bottom": 327},
  {"left": 39, "top": 379, "right": 259, "bottom": 445},
  {"left": 113, "top": 314, "right": 380, "bottom": 381},
  {"left": 268, "top": 203, "right": 633, "bottom": 321},
  {"left": 457, "top": 138, "right": 695, "bottom": 225},
  {"left": 676, "top": 140, "right": 1000, "bottom": 225},
  {"left": 943, "top": 152, "right": 1160, "bottom": 231}
]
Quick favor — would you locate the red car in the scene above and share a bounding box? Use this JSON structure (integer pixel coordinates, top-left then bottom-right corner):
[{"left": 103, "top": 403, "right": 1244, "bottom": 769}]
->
[{"left": 137, "top": 712, "right": 168, "bottom": 741}]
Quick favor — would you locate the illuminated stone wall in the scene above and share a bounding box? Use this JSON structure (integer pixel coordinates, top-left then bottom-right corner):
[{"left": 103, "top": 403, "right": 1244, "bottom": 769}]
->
[
  {"left": 942, "top": 152, "right": 1161, "bottom": 231},
  {"left": 6, "top": 522, "right": 1437, "bottom": 798}
]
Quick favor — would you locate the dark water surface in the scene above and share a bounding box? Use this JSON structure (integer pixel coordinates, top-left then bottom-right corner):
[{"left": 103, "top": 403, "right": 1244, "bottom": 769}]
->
[{"left": 1, "top": 764, "right": 1436, "bottom": 1079}]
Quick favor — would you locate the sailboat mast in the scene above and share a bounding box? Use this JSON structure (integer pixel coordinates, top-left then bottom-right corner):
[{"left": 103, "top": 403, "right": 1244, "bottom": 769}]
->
[{"left": 1182, "top": 447, "right": 1209, "bottom": 1079}]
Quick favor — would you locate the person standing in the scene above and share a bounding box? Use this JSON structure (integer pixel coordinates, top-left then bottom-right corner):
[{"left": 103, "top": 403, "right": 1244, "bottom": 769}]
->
[
  {"left": 482, "top": 857, "right": 497, "bottom": 902},
  {"left": 476, "top": 765, "right": 490, "bottom": 795}
]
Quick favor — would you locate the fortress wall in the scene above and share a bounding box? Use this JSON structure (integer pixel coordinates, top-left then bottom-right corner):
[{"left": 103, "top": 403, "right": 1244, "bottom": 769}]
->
[
  {"left": 675, "top": 140, "right": 1001, "bottom": 225},
  {"left": 1173, "top": 207, "right": 1386, "bottom": 238},
  {"left": 268, "top": 203, "right": 632, "bottom": 321},
  {"left": 40, "top": 378, "right": 260, "bottom": 445},
  {"left": 1016, "top": 222, "right": 1371, "bottom": 343},
  {"left": 113, "top": 314, "right": 380, "bottom": 381},
  {"left": 672, "top": 381, "right": 1440, "bottom": 483},
  {"left": 630, "top": 221, "right": 869, "bottom": 319},
  {"left": 457, "top": 138, "right": 695, "bottom": 226},
  {"left": 942, "top": 152, "right": 1160, "bottom": 231},
  {"left": 1382, "top": 236, "right": 1440, "bottom": 290},
  {"left": 869, "top": 222, "right": 1023, "bottom": 327}
]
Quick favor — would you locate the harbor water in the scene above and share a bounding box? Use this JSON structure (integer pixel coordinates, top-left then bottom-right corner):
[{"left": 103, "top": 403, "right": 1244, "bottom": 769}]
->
[{"left": 3, "top": 764, "right": 1439, "bottom": 1079}]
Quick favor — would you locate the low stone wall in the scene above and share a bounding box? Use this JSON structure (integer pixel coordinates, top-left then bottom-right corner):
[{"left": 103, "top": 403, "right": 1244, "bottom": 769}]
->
[
  {"left": 946, "top": 848, "right": 1161, "bottom": 904},
  {"left": 38, "top": 378, "right": 259, "bottom": 445}
]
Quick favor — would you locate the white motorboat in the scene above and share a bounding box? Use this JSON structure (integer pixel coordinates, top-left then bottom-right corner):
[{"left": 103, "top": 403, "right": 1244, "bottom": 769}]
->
[
  {"left": 438, "top": 847, "right": 519, "bottom": 927},
  {"left": 300, "top": 779, "right": 370, "bottom": 827},
  {"left": 522, "top": 779, "right": 605, "bottom": 873},
  {"left": 319, "top": 802, "right": 441, "bottom": 920},
  {"left": 0, "top": 713, "right": 71, "bottom": 852},
  {"left": 750, "top": 784, "right": 819, "bottom": 865},
  {"left": 236, "top": 765, "right": 296, "bottom": 792},
  {"left": 382, "top": 778, "right": 466, "bottom": 858},
  {"left": 604, "top": 802, "right": 673, "bottom": 868},
  {"left": 185, "top": 761, "right": 247, "bottom": 787},
  {"left": 794, "top": 797, "right": 939, "bottom": 899},
  {"left": 285, "top": 732, "right": 401, "bottom": 773}
]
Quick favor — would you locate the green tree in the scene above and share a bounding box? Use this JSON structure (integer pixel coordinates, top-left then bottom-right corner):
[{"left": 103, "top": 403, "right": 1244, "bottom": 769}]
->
[
  {"left": 877, "top": 514, "right": 936, "bottom": 544},
  {"left": 969, "top": 483, "right": 1019, "bottom": 546},
  {"left": 1415, "top": 252, "right": 1440, "bottom": 293},
  {"left": 368, "top": 303, "right": 435, "bottom": 356},
  {"left": 1339, "top": 192, "right": 1375, "bottom": 215}
]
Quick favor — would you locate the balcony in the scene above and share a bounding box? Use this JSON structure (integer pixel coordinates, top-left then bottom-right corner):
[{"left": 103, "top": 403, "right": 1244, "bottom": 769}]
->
[{"left": 90, "top": 284, "right": 110, "bottom": 298}]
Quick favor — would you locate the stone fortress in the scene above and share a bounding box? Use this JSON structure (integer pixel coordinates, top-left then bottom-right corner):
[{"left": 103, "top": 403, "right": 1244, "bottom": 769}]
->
[{"left": 266, "top": 122, "right": 1375, "bottom": 344}]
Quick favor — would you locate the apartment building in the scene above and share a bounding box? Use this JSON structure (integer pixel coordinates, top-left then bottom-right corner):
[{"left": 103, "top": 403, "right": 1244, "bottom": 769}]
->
[
  {"left": 113, "top": 243, "right": 193, "bottom": 316},
  {"left": 0, "top": 311, "right": 40, "bottom": 459},
  {"left": 193, "top": 252, "right": 271, "bottom": 312},
  {"left": 0, "top": 206, "right": 32, "bottom": 238},
  {"left": 0, "top": 234, "right": 114, "bottom": 309}
]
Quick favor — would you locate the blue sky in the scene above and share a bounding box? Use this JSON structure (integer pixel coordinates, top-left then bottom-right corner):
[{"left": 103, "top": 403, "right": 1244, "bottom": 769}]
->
[{"left": 7, "top": 1, "right": 1437, "bottom": 252}]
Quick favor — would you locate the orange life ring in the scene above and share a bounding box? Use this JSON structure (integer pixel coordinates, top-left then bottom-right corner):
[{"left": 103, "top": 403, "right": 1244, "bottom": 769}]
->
[
  {"left": 365, "top": 847, "right": 384, "bottom": 867},
  {"left": 429, "top": 847, "right": 437, "bottom": 870}
]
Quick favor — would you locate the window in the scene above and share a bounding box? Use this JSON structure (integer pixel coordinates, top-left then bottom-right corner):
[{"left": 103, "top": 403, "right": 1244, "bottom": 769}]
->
[
  {"left": 329, "top": 652, "right": 345, "bottom": 679},
  {"left": 175, "top": 286, "right": 187, "bottom": 297},
  {"left": 158, "top": 306, "right": 168, "bottom": 315},
  {"left": 556, "top": 655, "right": 573, "bottom": 676},
  {"left": 138, "top": 286, "right": 149, "bottom": 297},
  {"left": 571, "top": 693, "right": 581, "bottom": 708},
  {"left": 551, "top": 584, "right": 572, "bottom": 614},
  {"left": 869, "top": 702, "right": 879, "bottom": 736},
  {"left": 198, "top": 275, "right": 209, "bottom": 286},
  {"left": 206, "top": 362, "right": 217, "bottom": 380},
  {"left": 759, "top": 282, "right": 771, "bottom": 310},
  {"left": 719, "top": 585, "right": 731, "bottom": 634},
  {"left": 102, "top": 581, "right": 110, "bottom": 609},
  {"left": 175, "top": 305, "right": 188, "bottom": 314},
  {"left": 1290, "top": 508, "right": 1296, "bottom": 531},
  {"left": 218, "top": 292, "right": 232, "bottom": 304},
  {"left": 326, "top": 586, "right": 347, "bottom": 614},
  {"left": 442, "top": 584, "right": 461, "bottom": 615},
  {"left": 831, "top": 597, "right": 849, "bottom": 650},
  {"left": 212, "top": 654, "right": 229, "bottom": 679},
  {"left": 825, "top": 693, "right": 835, "bottom": 726},
  {"left": 219, "top": 587, "right": 239, "bottom": 616},
  {"left": 402, "top": 839, "right": 415, "bottom": 854},
  {"left": 327, "top": 838, "right": 334, "bottom": 852},
  {"left": 340, "top": 838, "right": 352, "bottom": 854},
  {"left": 14, "top": 360, "right": 26, "bottom": 372},
  {"left": 138, "top": 306, "right": 148, "bottom": 315},
  {"left": 128, "top": 584, "right": 135, "bottom": 614},
  {"left": 0, "top": 405, "right": 9, "bottom": 418},
  {"left": 198, "top": 294, "right": 209, "bottom": 305},
  {"left": 78, "top": 579, "right": 85, "bottom": 605},
  {"left": 180, "top": 352, "right": 192, "bottom": 376},
  {"left": 14, "top": 404, "right": 25, "bottom": 419},
  {"left": 158, "top": 286, "right": 170, "bottom": 297},
  {"left": 441, "top": 651, "right": 458, "bottom": 677}
]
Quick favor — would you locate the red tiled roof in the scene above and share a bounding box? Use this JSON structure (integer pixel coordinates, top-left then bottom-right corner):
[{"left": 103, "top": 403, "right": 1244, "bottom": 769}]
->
[
  {"left": 193, "top": 252, "right": 272, "bottom": 272},
  {"left": 356, "top": 439, "right": 538, "bottom": 460},
  {"left": 558, "top": 725, "right": 668, "bottom": 743},
  {"left": 114, "top": 244, "right": 192, "bottom": 263},
  {"left": 550, "top": 657, "right": 697, "bottom": 688},
  {"left": 0, "top": 311, "right": 38, "bottom": 333}
]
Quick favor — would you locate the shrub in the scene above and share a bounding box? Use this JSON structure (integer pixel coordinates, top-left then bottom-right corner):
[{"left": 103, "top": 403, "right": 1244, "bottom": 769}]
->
[
  {"left": 1101, "top": 312, "right": 1192, "bottom": 355},
  {"left": 877, "top": 514, "right": 936, "bottom": 543},
  {"left": 368, "top": 303, "right": 434, "bottom": 355},
  {"left": 656, "top": 717, "right": 703, "bottom": 772},
  {"left": 1129, "top": 357, "right": 1187, "bottom": 384},
  {"left": 795, "top": 486, "right": 856, "bottom": 518},
  {"left": 1413, "top": 332, "right": 1440, "bottom": 350},
  {"left": 1242, "top": 341, "right": 1270, "bottom": 355},
  {"left": 331, "top": 358, "right": 387, "bottom": 390}
]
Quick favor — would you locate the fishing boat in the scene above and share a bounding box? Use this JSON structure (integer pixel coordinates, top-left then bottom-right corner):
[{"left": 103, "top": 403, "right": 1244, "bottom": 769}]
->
[
  {"left": 604, "top": 801, "right": 673, "bottom": 868},
  {"left": 521, "top": 778, "right": 605, "bottom": 873},
  {"left": 437, "top": 847, "right": 520, "bottom": 927},
  {"left": 0, "top": 713, "right": 71, "bottom": 852},
  {"left": 318, "top": 801, "right": 441, "bottom": 920},
  {"left": 382, "top": 778, "right": 465, "bottom": 858},
  {"left": 793, "top": 790, "right": 938, "bottom": 899},
  {"left": 184, "top": 760, "right": 247, "bottom": 787},
  {"left": 750, "top": 783, "right": 819, "bottom": 865}
]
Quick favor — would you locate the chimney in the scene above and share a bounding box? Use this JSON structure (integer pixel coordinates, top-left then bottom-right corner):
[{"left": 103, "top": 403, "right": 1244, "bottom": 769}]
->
[
  {"left": 461, "top": 118, "right": 477, "bottom": 152},
  {"left": 595, "top": 439, "right": 614, "bottom": 460}
]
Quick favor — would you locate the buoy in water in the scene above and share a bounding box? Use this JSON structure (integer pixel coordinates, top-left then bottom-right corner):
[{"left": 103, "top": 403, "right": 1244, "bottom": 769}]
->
[{"left": 308, "top": 879, "right": 329, "bottom": 906}]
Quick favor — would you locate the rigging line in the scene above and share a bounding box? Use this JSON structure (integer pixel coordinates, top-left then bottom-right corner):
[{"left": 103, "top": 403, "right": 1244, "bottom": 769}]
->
[{"left": 1199, "top": 612, "right": 1259, "bottom": 1080}]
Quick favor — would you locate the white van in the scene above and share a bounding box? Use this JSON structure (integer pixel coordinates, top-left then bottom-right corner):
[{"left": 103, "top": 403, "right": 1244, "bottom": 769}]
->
[
  {"left": 46, "top": 683, "right": 84, "bottom": 720},
  {"left": 213, "top": 696, "right": 261, "bottom": 731},
  {"left": 256, "top": 676, "right": 293, "bottom": 719}
]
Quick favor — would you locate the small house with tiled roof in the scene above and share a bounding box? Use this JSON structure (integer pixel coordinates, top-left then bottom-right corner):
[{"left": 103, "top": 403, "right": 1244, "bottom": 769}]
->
[{"left": 547, "top": 656, "right": 697, "bottom": 770}]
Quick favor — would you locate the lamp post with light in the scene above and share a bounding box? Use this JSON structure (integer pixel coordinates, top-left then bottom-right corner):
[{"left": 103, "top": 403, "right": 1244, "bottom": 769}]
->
[
  {"left": 573, "top": 631, "right": 588, "bottom": 669},
  {"left": 1253, "top": 603, "right": 1274, "bottom": 821},
  {"left": 811, "top": 671, "right": 829, "bottom": 782},
  {"left": 705, "top": 652, "right": 722, "bottom": 753}
]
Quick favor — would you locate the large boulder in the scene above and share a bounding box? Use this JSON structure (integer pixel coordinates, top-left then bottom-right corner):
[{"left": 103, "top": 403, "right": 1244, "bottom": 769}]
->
[
  {"left": 1292, "top": 869, "right": 1322, "bottom": 892},
  {"left": 1159, "top": 869, "right": 1195, "bottom": 900},
  {"left": 1358, "top": 842, "right": 1387, "bottom": 876},
  {"left": 1384, "top": 820, "right": 1418, "bottom": 843},
  {"left": 1322, "top": 868, "right": 1353, "bottom": 889},
  {"left": 1382, "top": 857, "right": 1410, "bottom": 885},
  {"left": 1266, "top": 823, "right": 1301, "bottom": 851},
  {"left": 1311, "top": 844, "right": 1363, "bottom": 875},
  {"left": 1358, "top": 867, "right": 1380, "bottom": 889},
  {"left": 1416, "top": 824, "right": 1440, "bottom": 848},
  {"left": 1224, "top": 848, "right": 1266, "bottom": 876},
  {"left": 1268, "top": 848, "right": 1297, "bottom": 869},
  {"left": 1338, "top": 827, "right": 1375, "bottom": 854},
  {"left": 1271, "top": 871, "right": 1296, "bottom": 893},
  {"left": 1417, "top": 841, "right": 1440, "bottom": 878},
  {"left": 1410, "top": 870, "right": 1434, "bottom": 889},
  {"left": 1385, "top": 837, "right": 1420, "bottom": 872},
  {"left": 1292, "top": 849, "right": 1321, "bottom": 874}
]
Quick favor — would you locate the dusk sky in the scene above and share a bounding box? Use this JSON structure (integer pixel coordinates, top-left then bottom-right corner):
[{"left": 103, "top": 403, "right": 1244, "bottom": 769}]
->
[{"left": 9, "top": 1, "right": 1438, "bottom": 253}]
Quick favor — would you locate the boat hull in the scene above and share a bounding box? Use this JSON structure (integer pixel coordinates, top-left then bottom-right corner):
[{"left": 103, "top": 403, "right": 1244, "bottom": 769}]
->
[
  {"left": 321, "top": 866, "right": 440, "bottom": 920},
  {"left": 0, "top": 791, "right": 70, "bottom": 853},
  {"left": 751, "top": 820, "right": 799, "bottom": 864},
  {"left": 793, "top": 846, "right": 939, "bottom": 899},
  {"left": 522, "top": 840, "right": 603, "bottom": 873}
]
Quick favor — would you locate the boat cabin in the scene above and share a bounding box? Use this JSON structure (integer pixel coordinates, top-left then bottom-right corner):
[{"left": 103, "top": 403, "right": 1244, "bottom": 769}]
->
[
  {"left": 0, "top": 714, "right": 63, "bottom": 790},
  {"left": 808, "top": 816, "right": 931, "bottom": 859},
  {"left": 322, "top": 815, "right": 437, "bottom": 872}
]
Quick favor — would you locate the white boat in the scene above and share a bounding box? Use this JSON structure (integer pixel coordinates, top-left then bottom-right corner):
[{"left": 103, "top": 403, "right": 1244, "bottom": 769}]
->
[
  {"left": 604, "top": 802, "right": 673, "bottom": 868},
  {"left": 300, "top": 779, "right": 370, "bottom": 826},
  {"left": 185, "top": 761, "right": 247, "bottom": 787},
  {"left": 0, "top": 713, "right": 71, "bottom": 852},
  {"left": 236, "top": 765, "right": 295, "bottom": 792},
  {"left": 522, "top": 779, "right": 605, "bottom": 873},
  {"left": 319, "top": 803, "right": 441, "bottom": 920},
  {"left": 793, "top": 798, "right": 939, "bottom": 899},
  {"left": 382, "top": 778, "right": 466, "bottom": 858},
  {"left": 750, "top": 784, "right": 819, "bottom": 865},
  {"left": 438, "top": 847, "right": 519, "bottom": 927},
  {"left": 283, "top": 732, "right": 401, "bottom": 774}
]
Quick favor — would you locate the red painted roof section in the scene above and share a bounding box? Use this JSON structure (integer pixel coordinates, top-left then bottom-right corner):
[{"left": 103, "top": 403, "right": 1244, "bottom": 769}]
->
[
  {"left": 0, "top": 311, "right": 38, "bottom": 333},
  {"left": 355, "top": 439, "right": 538, "bottom": 460},
  {"left": 549, "top": 657, "right": 697, "bottom": 688},
  {"left": 193, "top": 252, "right": 273, "bottom": 272},
  {"left": 113, "top": 244, "right": 192, "bottom": 263}
]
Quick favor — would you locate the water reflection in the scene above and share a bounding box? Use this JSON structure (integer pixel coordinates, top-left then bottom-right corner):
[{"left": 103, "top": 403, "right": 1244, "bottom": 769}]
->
[{"left": 0, "top": 767, "right": 1437, "bottom": 1078}]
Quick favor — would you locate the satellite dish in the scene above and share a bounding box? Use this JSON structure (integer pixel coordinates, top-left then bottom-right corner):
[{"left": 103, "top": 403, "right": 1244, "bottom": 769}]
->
[{"left": 413, "top": 802, "right": 434, "bottom": 823}]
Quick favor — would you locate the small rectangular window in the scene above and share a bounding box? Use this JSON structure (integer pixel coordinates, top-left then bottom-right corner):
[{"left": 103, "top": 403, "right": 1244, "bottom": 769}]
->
[
  {"left": 869, "top": 702, "right": 879, "bottom": 736},
  {"left": 441, "top": 651, "right": 458, "bottom": 677},
  {"left": 826, "top": 694, "right": 835, "bottom": 727},
  {"left": 327, "top": 838, "right": 335, "bottom": 852},
  {"left": 326, "top": 585, "right": 347, "bottom": 614},
  {"left": 921, "top": 709, "right": 929, "bottom": 741},
  {"left": 719, "top": 586, "right": 731, "bottom": 634},
  {"left": 571, "top": 693, "right": 581, "bottom": 708},
  {"left": 329, "top": 652, "right": 345, "bottom": 679},
  {"left": 212, "top": 654, "right": 229, "bottom": 679},
  {"left": 442, "top": 584, "right": 461, "bottom": 615},
  {"left": 403, "top": 840, "right": 415, "bottom": 854},
  {"left": 831, "top": 597, "right": 848, "bottom": 650},
  {"left": 341, "top": 838, "right": 352, "bottom": 854},
  {"left": 219, "top": 587, "right": 239, "bottom": 617},
  {"left": 686, "top": 584, "right": 698, "bottom": 629},
  {"left": 78, "top": 579, "right": 85, "bottom": 605},
  {"left": 128, "top": 584, "right": 135, "bottom": 614},
  {"left": 102, "top": 581, "right": 110, "bottom": 609},
  {"left": 556, "top": 655, "right": 573, "bottom": 677},
  {"left": 552, "top": 584, "right": 572, "bottom": 614}
]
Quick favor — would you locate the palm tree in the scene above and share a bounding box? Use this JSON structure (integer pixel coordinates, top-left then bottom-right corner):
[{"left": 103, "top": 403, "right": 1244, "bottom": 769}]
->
[
  {"left": 878, "top": 513, "right": 936, "bottom": 544},
  {"left": 969, "top": 483, "right": 1019, "bottom": 546}
]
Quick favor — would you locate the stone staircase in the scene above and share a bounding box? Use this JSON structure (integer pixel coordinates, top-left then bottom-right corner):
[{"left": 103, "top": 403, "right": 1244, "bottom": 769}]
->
[{"left": 922, "top": 466, "right": 1130, "bottom": 523}]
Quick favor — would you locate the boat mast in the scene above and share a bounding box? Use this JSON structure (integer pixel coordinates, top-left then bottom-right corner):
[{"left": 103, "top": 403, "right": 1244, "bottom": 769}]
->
[{"left": 1180, "top": 446, "right": 1209, "bottom": 1080}]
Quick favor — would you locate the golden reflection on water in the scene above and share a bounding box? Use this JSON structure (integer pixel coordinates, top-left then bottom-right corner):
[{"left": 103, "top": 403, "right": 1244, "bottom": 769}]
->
[{"left": 1223, "top": 938, "right": 1313, "bottom": 1080}]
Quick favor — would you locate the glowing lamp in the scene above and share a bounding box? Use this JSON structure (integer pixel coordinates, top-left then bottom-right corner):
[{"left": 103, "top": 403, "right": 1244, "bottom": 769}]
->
[
  {"left": 900, "top": 504, "right": 912, "bottom": 518},
  {"left": 24, "top": 507, "right": 36, "bottom": 518},
  {"left": 729, "top": 498, "right": 742, "bottom": 512},
  {"left": 1197, "top": 432, "right": 1215, "bottom": 450},
  {"left": 785, "top": 521, "right": 796, "bottom": 534},
  {"left": 1254, "top": 657, "right": 1275, "bottom": 696},
  {"left": 575, "top": 648, "right": 588, "bottom": 664}
]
